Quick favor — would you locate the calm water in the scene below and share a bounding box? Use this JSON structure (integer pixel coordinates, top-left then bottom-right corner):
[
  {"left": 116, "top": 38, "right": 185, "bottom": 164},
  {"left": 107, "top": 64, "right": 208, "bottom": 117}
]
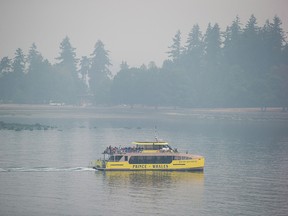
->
[{"left": 0, "top": 108, "right": 288, "bottom": 216}]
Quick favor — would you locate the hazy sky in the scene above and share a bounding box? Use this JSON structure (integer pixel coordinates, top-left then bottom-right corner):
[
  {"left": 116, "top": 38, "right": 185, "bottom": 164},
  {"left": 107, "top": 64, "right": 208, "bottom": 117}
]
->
[{"left": 1, "top": 0, "right": 287, "bottom": 73}]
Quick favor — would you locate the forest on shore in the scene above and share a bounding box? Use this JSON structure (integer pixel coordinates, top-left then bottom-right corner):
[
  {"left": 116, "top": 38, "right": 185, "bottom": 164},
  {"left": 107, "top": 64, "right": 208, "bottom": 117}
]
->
[{"left": 1, "top": 15, "right": 288, "bottom": 109}]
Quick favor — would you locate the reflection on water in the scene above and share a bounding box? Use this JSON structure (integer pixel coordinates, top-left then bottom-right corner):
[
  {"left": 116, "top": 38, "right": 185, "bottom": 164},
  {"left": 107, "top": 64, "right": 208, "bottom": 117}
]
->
[
  {"left": 100, "top": 170, "right": 204, "bottom": 188},
  {"left": 94, "top": 171, "right": 204, "bottom": 215}
]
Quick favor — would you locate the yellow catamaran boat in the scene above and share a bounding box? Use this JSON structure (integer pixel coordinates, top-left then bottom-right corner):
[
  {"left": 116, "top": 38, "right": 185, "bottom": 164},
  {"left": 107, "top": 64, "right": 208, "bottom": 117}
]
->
[{"left": 91, "top": 140, "right": 204, "bottom": 171}]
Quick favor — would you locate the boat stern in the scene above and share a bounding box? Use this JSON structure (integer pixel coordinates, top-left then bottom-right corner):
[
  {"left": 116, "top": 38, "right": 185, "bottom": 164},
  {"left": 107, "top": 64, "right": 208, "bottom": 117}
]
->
[{"left": 90, "top": 159, "right": 106, "bottom": 170}]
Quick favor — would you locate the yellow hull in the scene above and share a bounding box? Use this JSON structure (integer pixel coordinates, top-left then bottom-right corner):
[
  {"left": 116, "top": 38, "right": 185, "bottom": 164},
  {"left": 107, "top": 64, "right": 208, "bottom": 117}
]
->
[{"left": 92, "top": 157, "right": 204, "bottom": 171}]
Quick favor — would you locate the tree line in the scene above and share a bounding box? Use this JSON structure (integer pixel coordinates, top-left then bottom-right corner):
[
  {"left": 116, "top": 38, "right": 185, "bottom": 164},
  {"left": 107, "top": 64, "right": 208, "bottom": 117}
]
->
[{"left": 1, "top": 15, "right": 288, "bottom": 109}]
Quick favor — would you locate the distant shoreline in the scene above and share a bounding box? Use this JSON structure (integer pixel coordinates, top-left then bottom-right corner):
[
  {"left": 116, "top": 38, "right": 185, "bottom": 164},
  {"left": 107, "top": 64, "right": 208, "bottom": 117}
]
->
[
  {"left": 0, "top": 103, "right": 286, "bottom": 113},
  {"left": 1, "top": 104, "right": 288, "bottom": 122}
]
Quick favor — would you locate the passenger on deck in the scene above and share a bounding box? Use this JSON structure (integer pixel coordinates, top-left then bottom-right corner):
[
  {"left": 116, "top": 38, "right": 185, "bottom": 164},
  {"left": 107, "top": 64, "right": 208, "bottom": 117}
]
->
[{"left": 162, "top": 145, "right": 170, "bottom": 152}]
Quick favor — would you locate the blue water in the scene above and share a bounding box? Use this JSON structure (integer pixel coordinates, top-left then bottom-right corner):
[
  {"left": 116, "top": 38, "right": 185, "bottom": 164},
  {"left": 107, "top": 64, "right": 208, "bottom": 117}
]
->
[{"left": 1, "top": 107, "right": 288, "bottom": 216}]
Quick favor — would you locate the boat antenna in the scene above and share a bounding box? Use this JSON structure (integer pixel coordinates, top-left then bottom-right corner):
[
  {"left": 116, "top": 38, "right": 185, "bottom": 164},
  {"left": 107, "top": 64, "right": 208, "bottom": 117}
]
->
[{"left": 154, "top": 125, "right": 158, "bottom": 142}]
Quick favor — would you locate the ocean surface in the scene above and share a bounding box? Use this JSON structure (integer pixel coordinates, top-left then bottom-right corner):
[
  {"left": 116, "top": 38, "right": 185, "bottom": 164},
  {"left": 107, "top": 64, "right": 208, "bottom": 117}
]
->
[{"left": 0, "top": 106, "right": 288, "bottom": 216}]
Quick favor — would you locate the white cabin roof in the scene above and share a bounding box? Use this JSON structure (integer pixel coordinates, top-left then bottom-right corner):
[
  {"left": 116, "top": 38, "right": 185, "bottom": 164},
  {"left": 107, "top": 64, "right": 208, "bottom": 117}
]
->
[{"left": 132, "top": 141, "right": 169, "bottom": 146}]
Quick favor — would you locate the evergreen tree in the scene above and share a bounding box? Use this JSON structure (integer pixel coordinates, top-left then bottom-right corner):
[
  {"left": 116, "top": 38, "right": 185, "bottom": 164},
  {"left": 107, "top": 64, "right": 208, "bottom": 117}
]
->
[
  {"left": 270, "top": 16, "right": 285, "bottom": 65},
  {"left": 201, "top": 23, "right": 223, "bottom": 106},
  {"left": 120, "top": 61, "right": 129, "bottom": 70},
  {"left": 0, "top": 48, "right": 26, "bottom": 103},
  {"left": 0, "top": 57, "right": 12, "bottom": 101},
  {"left": 12, "top": 48, "right": 26, "bottom": 75},
  {"left": 204, "top": 23, "right": 222, "bottom": 67},
  {"left": 55, "top": 36, "right": 82, "bottom": 104},
  {"left": 167, "top": 30, "right": 182, "bottom": 62},
  {"left": 56, "top": 36, "right": 78, "bottom": 73},
  {"left": 223, "top": 16, "right": 242, "bottom": 65},
  {"left": 184, "top": 24, "right": 204, "bottom": 70},
  {"left": 221, "top": 17, "right": 245, "bottom": 106},
  {"left": 25, "top": 43, "right": 54, "bottom": 103},
  {"left": 241, "top": 14, "right": 261, "bottom": 71},
  {"left": 27, "top": 43, "right": 43, "bottom": 74},
  {"left": 0, "top": 57, "right": 12, "bottom": 75},
  {"left": 89, "top": 40, "right": 112, "bottom": 104},
  {"left": 11, "top": 48, "right": 26, "bottom": 102},
  {"left": 260, "top": 19, "right": 275, "bottom": 70},
  {"left": 260, "top": 15, "right": 285, "bottom": 66}
]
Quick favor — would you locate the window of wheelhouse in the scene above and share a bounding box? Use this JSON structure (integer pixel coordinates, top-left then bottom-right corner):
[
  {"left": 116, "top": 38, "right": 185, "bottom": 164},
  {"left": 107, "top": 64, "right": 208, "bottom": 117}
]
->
[
  {"left": 137, "top": 144, "right": 163, "bottom": 150},
  {"left": 108, "top": 155, "right": 123, "bottom": 162}
]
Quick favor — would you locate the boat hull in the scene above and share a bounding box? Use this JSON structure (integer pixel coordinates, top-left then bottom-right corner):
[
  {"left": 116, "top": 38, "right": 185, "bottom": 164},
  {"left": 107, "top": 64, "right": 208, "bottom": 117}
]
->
[
  {"left": 91, "top": 157, "right": 205, "bottom": 172},
  {"left": 94, "top": 167, "right": 204, "bottom": 172}
]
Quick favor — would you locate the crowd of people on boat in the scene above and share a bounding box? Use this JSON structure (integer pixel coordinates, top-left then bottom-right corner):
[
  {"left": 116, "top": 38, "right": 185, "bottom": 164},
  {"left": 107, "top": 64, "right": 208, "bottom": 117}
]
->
[
  {"left": 103, "top": 145, "right": 144, "bottom": 154},
  {"left": 103, "top": 145, "right": 177, "bottom": 154}
]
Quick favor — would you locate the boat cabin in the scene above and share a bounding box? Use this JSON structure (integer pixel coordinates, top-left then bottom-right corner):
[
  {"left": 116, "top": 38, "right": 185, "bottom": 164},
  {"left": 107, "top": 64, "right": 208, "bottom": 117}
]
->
[{"left": 132, "top": 141, "right": 173, "bottom": 153}]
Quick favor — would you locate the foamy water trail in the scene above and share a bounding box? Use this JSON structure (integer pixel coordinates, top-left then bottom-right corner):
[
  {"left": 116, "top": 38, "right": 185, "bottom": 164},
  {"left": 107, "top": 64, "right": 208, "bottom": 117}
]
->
[{"left": 0, "top": 167, "right": 95, "bottom": 172}]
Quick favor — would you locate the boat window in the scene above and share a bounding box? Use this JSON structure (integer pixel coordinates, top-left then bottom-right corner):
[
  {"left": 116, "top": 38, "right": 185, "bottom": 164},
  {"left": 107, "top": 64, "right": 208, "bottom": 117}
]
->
[
  {"left": 115, "top": 156, "right": 123, "bottom": 161},
  {"left": 173, "top": 156, "right": 182, "bottom": 160},
  {"left": 129, "top": 156, "right": 173, "bottom": 164},
  {"left": 173, "top": 156, "right": 192, "bottom": 160},
  {"left": 138, "top": 145, "right": 163, "bottom": 150},
  {"left": 108, "top": 155, "right": 123, "bottom": 162},
  {"left": 125, "top": 156, "right": 128, "bottom": 161}
]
